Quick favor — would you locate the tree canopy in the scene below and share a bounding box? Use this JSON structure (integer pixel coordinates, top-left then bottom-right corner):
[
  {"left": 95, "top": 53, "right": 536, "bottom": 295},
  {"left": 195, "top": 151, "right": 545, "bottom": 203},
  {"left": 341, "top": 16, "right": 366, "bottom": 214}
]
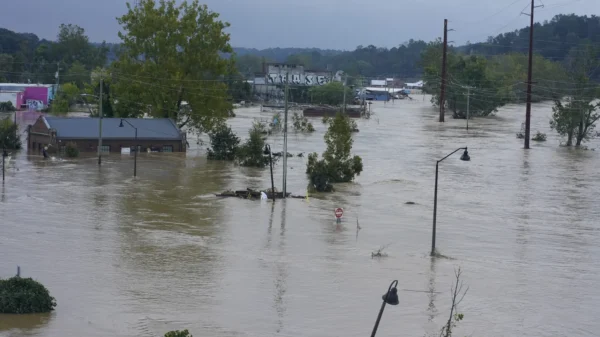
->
[{"left": 111, "top": 0, "right": 235, "bottom": 134}]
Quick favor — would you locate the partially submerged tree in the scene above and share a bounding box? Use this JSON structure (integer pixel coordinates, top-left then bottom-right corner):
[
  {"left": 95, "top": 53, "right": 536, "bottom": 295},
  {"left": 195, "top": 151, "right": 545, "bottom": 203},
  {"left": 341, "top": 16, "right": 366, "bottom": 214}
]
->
[
  {"left": 440, "top": 268, "right": 468, "bottom": 337},
  {"left": 0, "top": 101, "right": 16, "bottom": 112},
  {"left": 207, "top": 124, "right": 240, "bottom": 160},
  {"left": 52, "top": 82, "right": 80, "bottom": 114},
  {"left": 306, "top": 112, "right": 363, "bottom": 192},
  {"left": 0, "top": 277, "right": 56, "bottom": 314},
  {"left": 113, "top": 0, "right": 235, "bottom": 134},
  {"left": 237, "top": 121, "right": 270, "bottom": 167},
  {"left": 0, "top": 118, "right": 21, "bottom": 150},
  {"left": 550, "top": 44, "right": 600, "bottom": 146},
  {"left": 292, "top": 112, "right": 315, "bottom": 132},
  {"left": 308, "top": 82, "right": 352, "bottom": 106}
]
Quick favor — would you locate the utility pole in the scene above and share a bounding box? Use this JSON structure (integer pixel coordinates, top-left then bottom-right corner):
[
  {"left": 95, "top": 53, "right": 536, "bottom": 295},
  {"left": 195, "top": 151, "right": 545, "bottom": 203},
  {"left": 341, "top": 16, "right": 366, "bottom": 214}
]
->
[
  {"left": 55, "top": 63, "right": 60, "bottom": 96},
  {"left": 439, "top": 19, "right": 449, "bottom": 122},
  {"left": 342, "top": 74, "right": 347, "bottom": 114},
  {"left": 98, "top": 78, "right": 103, "bottom": 165},
  {"left": 523, "top": 0, "right": 543, "bottom": 149},
  {"left": 282, "top": 73, "right": 289, "bottom": 198}
]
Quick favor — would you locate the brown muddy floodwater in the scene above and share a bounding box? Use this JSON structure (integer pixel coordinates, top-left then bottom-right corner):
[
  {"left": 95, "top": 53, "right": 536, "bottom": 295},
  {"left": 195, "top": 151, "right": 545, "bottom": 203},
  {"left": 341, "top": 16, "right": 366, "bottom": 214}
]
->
[{"left": 1, "top": 97, "right": 599, "bottom": 337}]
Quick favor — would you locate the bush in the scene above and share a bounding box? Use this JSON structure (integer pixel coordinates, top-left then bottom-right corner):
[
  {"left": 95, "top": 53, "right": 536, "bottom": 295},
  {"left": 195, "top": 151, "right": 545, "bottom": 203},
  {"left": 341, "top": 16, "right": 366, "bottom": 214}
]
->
[
  {"left": 292, "top": 112, "right": 315, "bottom": 132},
  {"left": 0, "top": 277, "right": 56, "bottom": 314},
  {"left": 0, "top": 101, "right": 16, "bottom": 112},
  {"left": 207, "top": 124, "right": 240, "bottom": 160},
  {"left": 0, "top": 118, "right": 22, "bottom": 150},
  {"left": 306, "top": 112, "right": 363, "bottom": 192},
  {"left": 65, "top": 142, "right": 80, "bottom": 158},
  {"left": 165, "top": 330, "right": 192, "bottom": 337},
  {"left": 237, "top": 121, "right": 270, "bottom": 167}
]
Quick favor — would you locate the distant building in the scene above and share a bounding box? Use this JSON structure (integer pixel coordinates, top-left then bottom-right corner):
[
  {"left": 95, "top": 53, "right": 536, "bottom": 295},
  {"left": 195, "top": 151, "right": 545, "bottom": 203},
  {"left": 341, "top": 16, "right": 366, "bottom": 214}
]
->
[
  {"left": 0, "top": 83, "right": 56, "bottom": 110},
  {"left": 27, "top": 116, "right": 187, "bottom": 154}
]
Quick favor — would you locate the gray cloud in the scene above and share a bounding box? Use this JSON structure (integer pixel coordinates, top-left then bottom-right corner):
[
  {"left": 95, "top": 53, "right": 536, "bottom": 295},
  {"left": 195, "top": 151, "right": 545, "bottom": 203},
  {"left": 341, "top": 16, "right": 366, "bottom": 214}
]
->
[{"left": 1, "top": 0, "right": 598, "bottom": 49}]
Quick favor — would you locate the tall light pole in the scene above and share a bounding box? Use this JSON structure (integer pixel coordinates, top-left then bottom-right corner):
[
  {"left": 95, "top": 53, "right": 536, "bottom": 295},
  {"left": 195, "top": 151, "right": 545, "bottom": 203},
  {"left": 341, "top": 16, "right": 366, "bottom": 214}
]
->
[
  {"left": 119, "top": 119, "right": 138, "bottom": 177},
  {"left": 370, "top": 280, "right": 399, "bottom": 337},
  {"left": 431, "top": 147, "right": 470, "bottom": 256}
]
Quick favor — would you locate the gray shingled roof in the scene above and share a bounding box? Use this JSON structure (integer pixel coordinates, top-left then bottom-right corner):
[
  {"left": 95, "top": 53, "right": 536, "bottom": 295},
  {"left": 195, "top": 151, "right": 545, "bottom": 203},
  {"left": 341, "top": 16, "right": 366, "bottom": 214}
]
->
[{"left": 44, "top": 117, "right": 183, "bottom": 140}]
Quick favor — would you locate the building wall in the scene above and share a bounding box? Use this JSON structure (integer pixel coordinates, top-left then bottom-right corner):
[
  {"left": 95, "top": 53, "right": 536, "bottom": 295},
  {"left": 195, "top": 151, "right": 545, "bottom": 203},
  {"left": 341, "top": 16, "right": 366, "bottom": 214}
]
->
[
  {"left": 24, "top": 87, "right": 49, "bottom": 106},
  {"left": 16, "top": 92, "right": 24, "bottom": 109},
  {"left": 265, "top": 63, "right": 332, "bottom": 86},
  {"left": 0, "top": 92, "right": 19, "bottom": 107},
  {"left": 28, "top": 135, "right": 186, "bottom": 154},
  {"left": 60, "top": 139, "right": 186, "bottom": 153}
]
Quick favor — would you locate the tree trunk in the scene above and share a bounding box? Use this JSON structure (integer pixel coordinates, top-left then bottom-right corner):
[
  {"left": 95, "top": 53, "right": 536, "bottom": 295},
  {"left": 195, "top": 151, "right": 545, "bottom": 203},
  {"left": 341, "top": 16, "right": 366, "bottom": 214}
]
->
[{"left": 567, "top": 130, "right": 574, "bottom": 146}]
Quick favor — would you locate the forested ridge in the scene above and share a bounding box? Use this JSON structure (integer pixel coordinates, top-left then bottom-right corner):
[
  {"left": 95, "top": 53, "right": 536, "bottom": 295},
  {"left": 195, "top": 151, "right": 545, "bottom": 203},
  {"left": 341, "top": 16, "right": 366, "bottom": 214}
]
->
[{"left": 1, "top": 14, "right": 599, "bottom": 83}]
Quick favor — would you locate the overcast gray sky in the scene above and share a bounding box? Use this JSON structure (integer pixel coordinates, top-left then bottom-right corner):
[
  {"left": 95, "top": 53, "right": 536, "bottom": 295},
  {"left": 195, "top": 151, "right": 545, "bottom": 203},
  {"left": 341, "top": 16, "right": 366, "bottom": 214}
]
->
[{"left": 1, "top": 0, "right": 598, "bottom": 50}]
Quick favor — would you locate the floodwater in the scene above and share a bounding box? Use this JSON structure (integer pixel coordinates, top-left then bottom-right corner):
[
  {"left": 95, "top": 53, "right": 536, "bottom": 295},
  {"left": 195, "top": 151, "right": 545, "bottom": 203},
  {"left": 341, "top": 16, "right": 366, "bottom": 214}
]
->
[{"left": 1, "top": 96, "right": 599, "bottom": 337}]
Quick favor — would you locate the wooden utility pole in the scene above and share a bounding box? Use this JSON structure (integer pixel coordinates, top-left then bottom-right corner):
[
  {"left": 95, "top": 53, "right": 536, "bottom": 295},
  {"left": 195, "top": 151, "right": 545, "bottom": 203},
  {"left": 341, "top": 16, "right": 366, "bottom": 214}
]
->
[
  {"left": 98, "top": 78, "right": 103, "bottom": 165},
  {"left": 524, "top": 0, "right": 542, "bottom": 149},
  {"left": 439, "top": 19, "right": 449, "bottom": 122},
  {"left": 282, "top": 73, "right": 289, "bottom": 198}
]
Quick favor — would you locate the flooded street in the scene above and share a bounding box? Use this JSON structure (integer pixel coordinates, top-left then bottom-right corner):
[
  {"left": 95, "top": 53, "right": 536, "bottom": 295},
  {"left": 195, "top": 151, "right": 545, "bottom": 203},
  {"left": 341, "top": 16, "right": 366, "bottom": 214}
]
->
[{"left": 1, "top": 96, "right": 599, "bottom": 337}]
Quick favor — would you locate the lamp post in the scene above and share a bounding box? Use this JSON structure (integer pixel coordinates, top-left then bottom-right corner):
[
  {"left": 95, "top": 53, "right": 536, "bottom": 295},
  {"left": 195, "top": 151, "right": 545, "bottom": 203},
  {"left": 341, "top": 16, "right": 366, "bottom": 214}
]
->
[
  {"left": 263, "top": 144, "right": 275, "bottom": 202},
  {"left": 431, "top": 147, "right": 470, "bottom": 256},
  {"left": 370, "top": 280, "right": 399, "bottom": 337},
  {"left": 119, "top": 119, "right": 138, "bottom": 177},
  {"left": 2, "top": 147, "right": 7, "bottom": 182}
]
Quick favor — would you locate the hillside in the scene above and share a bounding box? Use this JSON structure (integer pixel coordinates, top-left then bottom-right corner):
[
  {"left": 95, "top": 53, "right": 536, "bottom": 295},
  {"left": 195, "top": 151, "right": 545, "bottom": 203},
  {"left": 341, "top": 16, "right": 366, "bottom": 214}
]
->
[{"left": 1, "top": 14, "right": 599, "bottom": 83}]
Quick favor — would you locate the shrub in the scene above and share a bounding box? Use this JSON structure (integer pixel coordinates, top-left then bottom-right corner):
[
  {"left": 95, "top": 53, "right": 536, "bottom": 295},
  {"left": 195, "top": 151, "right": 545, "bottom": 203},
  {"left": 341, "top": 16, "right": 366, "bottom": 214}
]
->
[
  {"left": 65, "top": 142, "right": 79, "bottom": 158},
  {"left": 0, "top": 101, "right": 16, "bottom": 112},
  {"left": 237, "top": 121, "right": 270, "bottom": 167},
  {"left": 165, "top": 330, "right": 192, "bottom": 337},
  {"left": 0, "top": 277, "right": 56, "bottom": 314},
  {"left": 292, "top": 112, "right": 315, "bottom": 132},
  {"left": 306, "top": 112, "right": 363, "bottom": 192},
  {"left": 0, "top": 118, "right": 21, "bottom": 150},
  {"left": 207, "top": 124, "right": 240, "bottom": 160}
]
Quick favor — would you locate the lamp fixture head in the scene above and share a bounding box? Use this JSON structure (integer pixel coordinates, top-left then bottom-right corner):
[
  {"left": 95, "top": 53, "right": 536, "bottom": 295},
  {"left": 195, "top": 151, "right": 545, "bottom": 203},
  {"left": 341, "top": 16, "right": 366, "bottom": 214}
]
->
[
  {"left": 460, "top": 148, "right": 470, "bottom": 161},
  {"left": 382, "top": 287, "right": 399, "bottom": 305}
]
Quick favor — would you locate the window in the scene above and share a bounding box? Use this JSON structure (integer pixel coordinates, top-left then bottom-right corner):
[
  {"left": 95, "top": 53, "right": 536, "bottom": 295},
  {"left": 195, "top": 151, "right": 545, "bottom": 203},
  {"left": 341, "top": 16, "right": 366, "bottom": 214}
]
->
[
  {"left": 162, "top": 145, "right": 173, "bottom": 153},
  {"left": 100, "top": 145, "right": 110, "bottom": 153}
]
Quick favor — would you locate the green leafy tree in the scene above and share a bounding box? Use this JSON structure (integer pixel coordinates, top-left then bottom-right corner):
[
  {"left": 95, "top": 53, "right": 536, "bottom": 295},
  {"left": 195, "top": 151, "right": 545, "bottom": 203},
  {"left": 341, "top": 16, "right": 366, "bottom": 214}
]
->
[
  {"left": 306, "top": 112, "right": 363, "bottom": 192},
  {"left": 0, "top": 101, "right": 16, "bottom": 112},
  {"left": 0, "top": 118, "right": 22, "bottom": 150},
  {"left": 66, "top": 61, "right": 90, "bottom": 89},
  {"left": 237, "top": 121, "right": 269, "bottom": 167},
  {"left": 308, "top": 82, "right": 352, "bottom": 106},
  {"left": 292, "top": 112, "right": 315, "bottom": 132},
  {"left": 52, "top": 82, "right": 80, "bottom": 115},
  {"left": 113, "top": 0, "right": 235, "bottom": 135},
  {"left": 64, "top": 142, "right": 80, "bottom": 157},
  {"left": 0, "top": 277, "right": 56, "bottom": 314},
  {"left": 550, "top": 44, "right": 600, "bottom": 146},
  {"left": 207, "top": 124, "right": 240, "bottom": 160}
]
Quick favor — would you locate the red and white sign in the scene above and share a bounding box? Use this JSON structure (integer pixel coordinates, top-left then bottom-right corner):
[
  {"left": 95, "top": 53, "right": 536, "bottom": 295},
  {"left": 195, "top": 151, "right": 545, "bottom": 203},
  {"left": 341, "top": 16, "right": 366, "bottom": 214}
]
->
[{"left": 334, "top": 208, "right": 344, "bottom": 218}]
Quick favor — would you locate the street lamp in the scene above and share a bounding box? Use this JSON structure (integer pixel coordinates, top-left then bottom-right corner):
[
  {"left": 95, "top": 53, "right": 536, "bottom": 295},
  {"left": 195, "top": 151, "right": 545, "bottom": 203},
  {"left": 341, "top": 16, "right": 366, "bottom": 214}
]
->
[
  {"left": 2, "top": 147, "right": 8, "bottom": 182},
  {"left": 263, "top": 144, "right": 275, "bottom": 202},
  {"left": 370, "top": 280, "right": 399, "bottom": 337},
  {"left": 119, "top": 119, "right": 138, "bottom": 177},
  {"left": 431, "top": 147, "right": 470, "bottom": 256},
  {"left": 80, "top": 93, "right": 103, "bottom": 165}
]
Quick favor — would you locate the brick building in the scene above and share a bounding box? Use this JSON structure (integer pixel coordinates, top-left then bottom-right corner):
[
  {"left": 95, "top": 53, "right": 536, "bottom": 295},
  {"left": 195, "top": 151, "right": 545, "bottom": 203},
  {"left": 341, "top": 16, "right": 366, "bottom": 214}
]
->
[{"left": 27, "top": 116, "right": 187, "bottom": 154}]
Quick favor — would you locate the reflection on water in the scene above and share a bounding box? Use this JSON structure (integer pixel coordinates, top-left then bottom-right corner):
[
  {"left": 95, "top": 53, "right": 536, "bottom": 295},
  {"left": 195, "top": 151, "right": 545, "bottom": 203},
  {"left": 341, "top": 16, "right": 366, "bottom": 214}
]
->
[
  {"left": 1, "top": 98, "right": 600, "bottom": 337},
  {"left": 0, "top": 313, "right": 53, "bottom": 336}
]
